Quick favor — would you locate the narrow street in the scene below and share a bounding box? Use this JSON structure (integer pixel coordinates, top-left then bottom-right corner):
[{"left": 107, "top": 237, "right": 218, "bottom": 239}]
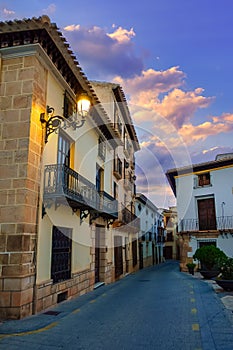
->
[{"left": 1, "top": 261, "right": 233, "bottom": 350}]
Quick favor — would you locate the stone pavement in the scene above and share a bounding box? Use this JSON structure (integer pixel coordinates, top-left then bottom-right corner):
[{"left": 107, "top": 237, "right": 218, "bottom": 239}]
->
[{"left": 0, "top": 262, "right": 233, "bottom": 350}]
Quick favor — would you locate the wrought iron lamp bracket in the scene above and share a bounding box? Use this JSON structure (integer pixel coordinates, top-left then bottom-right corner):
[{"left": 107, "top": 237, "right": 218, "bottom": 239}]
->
[
  {"left": 40, "top": 104, "right": 87, "bottom": 143},
  {"left": 80, "top": 209, "right": 90, "bottom": 224},
  {"left": 106, "top": 218, "right": 114, "bottom": 228}
]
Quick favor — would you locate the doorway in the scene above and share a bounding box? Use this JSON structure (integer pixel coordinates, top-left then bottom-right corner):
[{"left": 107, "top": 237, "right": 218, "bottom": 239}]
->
[
  {"left": 198, "top": 198, "right": 216, "bottom": 230},
  {"left": 114, "top": 236, "right": 123, "bottom": 278}
]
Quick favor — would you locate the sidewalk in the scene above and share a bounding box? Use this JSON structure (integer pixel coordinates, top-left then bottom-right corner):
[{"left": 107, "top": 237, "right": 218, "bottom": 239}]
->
[
  {"left": 0, "top": 281, "right": 114, "bottom": 336},
  {"left": 192, "top": 271, "right": 233, "bottom": 324}
]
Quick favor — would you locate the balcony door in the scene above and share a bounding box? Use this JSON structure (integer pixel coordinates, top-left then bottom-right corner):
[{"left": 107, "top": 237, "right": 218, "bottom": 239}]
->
[
  {"left": 96, "top": 165, "right": 104, "bottom": 192},
  {"left": 57, "top": 132, "right": 71, "bottom": 191},
  {"left": 95, "top": 225, "right": 101, "bottom": 283},
  {"left": 198, "top": 198, "right": 216, "bottom": 230},
  {"left": 58, "top": 132, "right": 70, "bottom": 167}
]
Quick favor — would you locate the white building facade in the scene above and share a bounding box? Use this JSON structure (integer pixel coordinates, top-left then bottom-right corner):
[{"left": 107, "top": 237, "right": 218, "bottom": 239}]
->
[
  {"left": 166, "top": 154, "right": 233, "bottom": 270},
  {"left": 91, "top": 81, "right": 140, "bottom": 278},
  {"left": 135, "top": 193, "right": 165, "bottom": 268}
]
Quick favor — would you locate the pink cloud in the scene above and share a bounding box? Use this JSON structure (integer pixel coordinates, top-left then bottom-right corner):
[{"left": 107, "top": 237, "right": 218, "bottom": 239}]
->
[
  {"left": 179, "top": 117, "right": 233, "bottom": 145},
  {"left": 114, "top": 66, "right": 185, "bottom": 99},
  {"left": 153, "top": 88, "right": 214, "bottom": 128}
]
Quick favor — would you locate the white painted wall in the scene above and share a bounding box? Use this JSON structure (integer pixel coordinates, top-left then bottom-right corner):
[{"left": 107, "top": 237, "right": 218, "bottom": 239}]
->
[{"left": 176, "top": 166, "right": 233, "bottom": 221}]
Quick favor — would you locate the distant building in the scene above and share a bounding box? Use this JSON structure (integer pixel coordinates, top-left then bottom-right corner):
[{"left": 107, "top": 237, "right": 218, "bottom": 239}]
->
[
  {"left": 135, "top": 194, "right": 165, "bottom": 268},
  {"left": 163, "top": 206, "right": 179, "bottom": 260},
  {"left": 166, "top": 154, "right": 233, "bottom": 271}
]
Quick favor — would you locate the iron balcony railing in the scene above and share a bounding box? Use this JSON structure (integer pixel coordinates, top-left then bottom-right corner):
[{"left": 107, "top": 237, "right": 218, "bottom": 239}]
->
[
  {"left": 179, "top": 216, "right": 233, "bottom": 232},
  {"left": 117, "top": 204, "right": 140, "bottom": 231},
  {"left": 121, "top": 206, "right": 137, "bottom": 224},
  {"left": 44, "top": 164, "right": 118, "bottom": 217}
]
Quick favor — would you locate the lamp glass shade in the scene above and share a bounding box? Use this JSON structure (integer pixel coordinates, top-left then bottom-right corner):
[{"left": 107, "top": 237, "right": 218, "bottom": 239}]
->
[{"left": 77, "top": 94, "right": 91, "bottom": 117}]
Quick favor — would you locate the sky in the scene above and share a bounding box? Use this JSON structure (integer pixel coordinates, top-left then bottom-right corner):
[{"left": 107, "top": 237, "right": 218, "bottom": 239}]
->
[{"left": 1, "top": 1, "right": 233, "bottom": 208}]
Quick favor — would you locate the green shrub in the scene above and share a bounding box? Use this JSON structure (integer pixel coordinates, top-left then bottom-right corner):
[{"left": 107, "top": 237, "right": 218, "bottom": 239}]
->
[
  {"left": 220, "top": 258, "right": 233, "bottom": 280},
  {"left": 186, "top": 263, "right": 196, "bottom": 269},
  {"left": 193, "top": 245, "right": 227, "bottom": 270}
]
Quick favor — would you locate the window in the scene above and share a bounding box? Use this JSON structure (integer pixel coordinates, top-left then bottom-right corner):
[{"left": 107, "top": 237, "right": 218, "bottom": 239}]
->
[
  {"left": 63, "top": 91, "right": 77, "bottom": 119},
  {"left": 114, "top": 106, "right": 122, "bottom": 135},
  {"left": 58, "top": 132, "right": 71, "bottom": 167},
  {"left": 113, "top": 156, "right": 122, "bottom": 179},
  {"left": 132, "top": 239, "right": 137, "bottom": 267},
  {"left": 96, "top": 165, "right": 104, "bottom": 192},
  {"left": 57, "top": 132, "right": 75, "bottom": 191},
  {"left": 113, "top": 182, "right": 118, "bottom": 200},
  {"left": 123, "top": 159, "right": 129, "bottom": 179},
  {"left": 197, "top": 172, "right": 211, "bottom": 187},
  {"left": 166, "top": 232, "right": 173, "bottom": 242},
  {"left": 98, "top": 136, "right": 105, "bottom": 160},
  {"left": 124, "top": 128, "right": 130, "bottom": 152},
  {"left": 51, "top": 226, "right": 72, "bottom": 283}
]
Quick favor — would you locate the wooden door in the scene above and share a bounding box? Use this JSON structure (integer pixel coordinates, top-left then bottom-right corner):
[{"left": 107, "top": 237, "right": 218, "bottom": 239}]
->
[
  {"left": 95, "top": 226, "right": 100, "bottom": 283},
  {"left": 139, "top": 242, "right": 143, "bottom": 269},
  {"left": 114, "top": 236, "right": 123, "bottom": 278},
  {"left": 198, "top": 198, "right": 216, "bottom": 230}
]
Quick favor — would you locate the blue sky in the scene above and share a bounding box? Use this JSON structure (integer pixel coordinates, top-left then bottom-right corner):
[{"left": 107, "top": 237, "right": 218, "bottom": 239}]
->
[{"left": 1, "top": 1, "right": 233, "bottom": 207}]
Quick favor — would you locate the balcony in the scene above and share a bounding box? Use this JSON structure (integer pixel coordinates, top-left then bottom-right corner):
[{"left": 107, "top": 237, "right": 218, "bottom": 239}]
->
[
  {"left": 114, "top": 204, "right": 140, "bottom": 233},
  {"left": 121, "top": 206, "right": 137, "bottom": 224},
  {"left": 43, "top": 164, "right": 118, "bottom": 219},
  {"left": 179, "top": 216, "right": 233, "bottom": 233}
]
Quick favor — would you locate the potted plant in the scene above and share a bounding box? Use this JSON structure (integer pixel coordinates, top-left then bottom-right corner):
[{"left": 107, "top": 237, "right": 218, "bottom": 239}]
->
[
  {"left": 186, "top": 262, "right": 196, "bottom": 275},
  {"left": 214, "top": 257, "right": 233, "bottom": 291},
  {"left": 193, "top": 245, "right": 226, "bottom": 279}
]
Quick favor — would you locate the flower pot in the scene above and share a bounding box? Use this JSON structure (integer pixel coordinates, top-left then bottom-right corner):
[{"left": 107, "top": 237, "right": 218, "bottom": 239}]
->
[
  {"left": 200, "top": 270, "right": 219, "bottom": 279},
  {"left": 188, "top": 266, "right": 195, "bottom": 275},
  {"left": 213, "top": 279, "right": 233, "bottom": 291}
]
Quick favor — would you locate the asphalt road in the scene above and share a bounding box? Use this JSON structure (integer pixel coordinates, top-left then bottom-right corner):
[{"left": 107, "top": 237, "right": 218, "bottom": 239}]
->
[{"left": 1, "top": 261, "right": 233, "bottom": 349}]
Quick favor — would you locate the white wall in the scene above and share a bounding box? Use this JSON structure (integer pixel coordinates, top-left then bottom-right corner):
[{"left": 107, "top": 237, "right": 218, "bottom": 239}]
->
[{"left": 176, "top": 166, "right": 233, "bottom": 220}]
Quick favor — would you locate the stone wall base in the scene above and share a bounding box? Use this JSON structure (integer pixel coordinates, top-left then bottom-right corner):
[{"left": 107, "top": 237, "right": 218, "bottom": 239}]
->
[
  {"left": 0, "top": 274, "right": 35, "bottom": 320},
  {"left": 143, "top": 256, "right": 153, "bottom": 268},
  {"left": 35, "top": 269, "right": 95, "bottom": 314}
]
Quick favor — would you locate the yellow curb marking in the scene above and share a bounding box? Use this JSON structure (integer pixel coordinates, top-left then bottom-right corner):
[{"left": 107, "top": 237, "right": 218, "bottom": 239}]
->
[
  {"left": 192, "top": 323, "right": 200, "bottom": 331},
  {"left": 90, "top": 299, "right": 96, "bottom": 303},
  {"left": 72, "top": 308, "right": 81, "bottom": 314},
  {"left": 0, "top": 321, "right": 58, "bottom": 339},
  {"left": 191, "top": 308, "right": 197, "bottom": 314},
  {"left": 190, "top": 298, "right": 196, "bottom": 303},
  {"left": 101, "top": 293, "right": 106, "bottom": 297}
]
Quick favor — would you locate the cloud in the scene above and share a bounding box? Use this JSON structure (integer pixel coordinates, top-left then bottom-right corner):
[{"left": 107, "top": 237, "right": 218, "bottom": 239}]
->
[
  {"left": 115, "top": 69, "right": 214, "bottom": 129},
  {"left": 107, "top": 26, "right": 135, "bottom": 43},
  {"left": 1, "top": 8, "right": 15, "bottom": 17},
  {"left": 179, "top": 114, "right": 233, "bottom": 145},
  {"left": 114, "top": 66, "right": 186, "bottom": 106},
  {"left": 42, "top": 3, "right": 56, "bottom": 15},
  {"left": 192, "top": 146, "right": 233, "bottom": 164},
  {"left": 63, "top": 24, "right": 144, "bottom": 79},
  {"left": 152, "top": 88, "right": 214, "bottom": 128}
]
